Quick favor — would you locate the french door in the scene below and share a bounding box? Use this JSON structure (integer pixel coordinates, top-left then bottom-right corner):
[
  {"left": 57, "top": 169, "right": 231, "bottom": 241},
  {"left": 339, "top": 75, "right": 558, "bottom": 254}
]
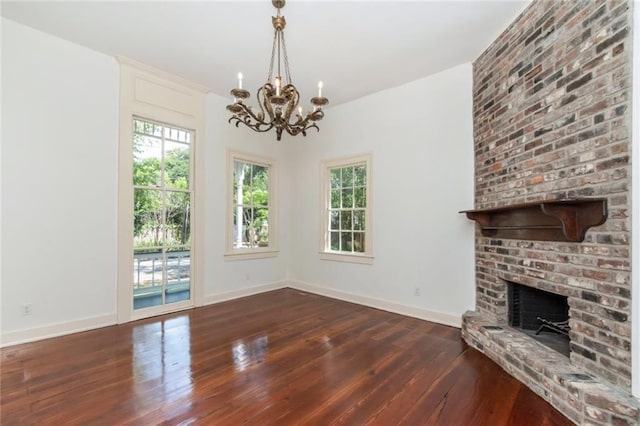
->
[{"left": 131, "top": 117, "right": 193, "bottom": 312}]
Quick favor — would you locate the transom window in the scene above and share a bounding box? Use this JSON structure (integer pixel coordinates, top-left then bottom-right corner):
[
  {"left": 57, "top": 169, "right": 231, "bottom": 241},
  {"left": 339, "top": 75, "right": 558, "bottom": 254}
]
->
[
  {"left": 226, "top": 151, "right": 278, "bottom": 259},
  {"left": 321, "top": 153, "right": 373, "bottom": 263}
]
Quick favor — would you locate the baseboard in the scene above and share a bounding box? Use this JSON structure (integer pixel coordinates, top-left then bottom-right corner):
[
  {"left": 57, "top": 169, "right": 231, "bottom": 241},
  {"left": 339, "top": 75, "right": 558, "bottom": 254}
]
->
[
  {"left": 201, "top": 281, "right": 287, "bottom": 306},
  {"left": 0, "top": 313, "right": 117, "bottom": 348},
  {"left": 288, "top": 280, "right": 462, "bottom": 328},
  {"left": 0, "top": 281, "right": 458, "bottom": 347}
]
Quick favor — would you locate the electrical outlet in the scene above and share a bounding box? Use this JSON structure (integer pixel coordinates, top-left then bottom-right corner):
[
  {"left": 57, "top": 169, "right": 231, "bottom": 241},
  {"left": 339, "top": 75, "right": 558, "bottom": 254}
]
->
[
  {"left": 21, "top": 304, "right": 32, "bottom": 316},
  {"left": 414, "top": 288, "right": 421, "bottom": 297}
]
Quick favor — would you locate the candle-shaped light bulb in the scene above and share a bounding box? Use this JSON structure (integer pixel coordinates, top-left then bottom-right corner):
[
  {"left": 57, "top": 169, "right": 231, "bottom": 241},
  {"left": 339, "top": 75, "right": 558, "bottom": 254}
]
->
[
  {"left": 298, "top": 106, "right": 303, "bottom": 116},
  {"left": 318, "top": 81, "right": 323, "bottom": 97},
  {"left": 275, "top": 77, "right": 281, "bottom": 96},
  {"left": 237, "top": 72, "right": 243, "bottom": 89}
]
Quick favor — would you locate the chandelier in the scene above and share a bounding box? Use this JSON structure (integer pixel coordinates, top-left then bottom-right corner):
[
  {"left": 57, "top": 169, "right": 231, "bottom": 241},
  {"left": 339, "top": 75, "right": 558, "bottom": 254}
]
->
[{"left": 226, "top": 0, "right": 329, "bottom": 141}]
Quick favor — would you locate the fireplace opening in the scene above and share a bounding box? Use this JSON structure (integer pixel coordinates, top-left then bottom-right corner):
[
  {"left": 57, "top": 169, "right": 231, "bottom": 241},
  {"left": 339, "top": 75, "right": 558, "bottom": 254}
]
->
[{"left": 507, "top": 282, "right": 570, "bottom": 357}]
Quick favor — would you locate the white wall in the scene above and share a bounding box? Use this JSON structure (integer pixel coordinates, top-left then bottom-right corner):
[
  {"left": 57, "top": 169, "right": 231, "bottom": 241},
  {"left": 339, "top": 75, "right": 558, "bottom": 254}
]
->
[
  {"left": 1, "top": 19, "right": 119, "bottom": 340},
  {"left": 288, "top": 63, "right": 476, "bottom": 326}
]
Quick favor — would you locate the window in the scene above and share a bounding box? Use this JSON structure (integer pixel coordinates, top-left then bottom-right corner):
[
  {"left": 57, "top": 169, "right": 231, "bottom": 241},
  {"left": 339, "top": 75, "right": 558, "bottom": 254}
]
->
[
  {"left": 226, "top": 151, "right": 278, "bottom": 259},
  {"left": 321, "top": 153, "right": 373, "bottom": 263}
]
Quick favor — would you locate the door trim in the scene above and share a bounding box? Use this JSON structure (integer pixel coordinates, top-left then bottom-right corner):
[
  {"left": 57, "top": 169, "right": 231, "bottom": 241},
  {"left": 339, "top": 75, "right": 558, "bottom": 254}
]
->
[{"left": 117, "top": 57, "right": 207, "bottom": 323}]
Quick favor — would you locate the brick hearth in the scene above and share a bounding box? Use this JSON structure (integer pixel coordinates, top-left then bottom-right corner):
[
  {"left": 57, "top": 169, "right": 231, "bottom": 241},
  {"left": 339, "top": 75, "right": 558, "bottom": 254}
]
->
[{"left": 462, "top": 0, "right": 639, "bottom": 424}]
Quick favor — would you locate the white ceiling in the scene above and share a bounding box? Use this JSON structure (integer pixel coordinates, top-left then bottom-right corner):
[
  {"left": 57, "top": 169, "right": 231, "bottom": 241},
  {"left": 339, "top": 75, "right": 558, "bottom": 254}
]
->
[{"left": 1, "top": 0, "right": 529, "bottom": 107}]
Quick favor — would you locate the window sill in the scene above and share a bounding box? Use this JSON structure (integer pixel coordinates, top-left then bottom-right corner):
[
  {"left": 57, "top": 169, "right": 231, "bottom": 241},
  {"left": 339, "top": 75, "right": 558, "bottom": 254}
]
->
[
  {"left": 224, "top": 249, "right": 279, "bottom": 261},
  {"left": 319, "top": 252, "right": 374, "bottom": 265}
]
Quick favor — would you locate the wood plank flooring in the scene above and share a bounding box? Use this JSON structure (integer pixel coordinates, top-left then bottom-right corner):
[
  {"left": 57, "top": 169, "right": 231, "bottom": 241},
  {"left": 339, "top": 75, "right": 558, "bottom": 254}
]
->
[{"left": 1, "top": 289, "right": 572, "bottom": 425}]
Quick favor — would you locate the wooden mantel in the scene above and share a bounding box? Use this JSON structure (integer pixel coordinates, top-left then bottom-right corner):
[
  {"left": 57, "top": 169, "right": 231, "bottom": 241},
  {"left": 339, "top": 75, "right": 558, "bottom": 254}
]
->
[{"left": 460, "top": 199, "right": 608, "bottom": 242}]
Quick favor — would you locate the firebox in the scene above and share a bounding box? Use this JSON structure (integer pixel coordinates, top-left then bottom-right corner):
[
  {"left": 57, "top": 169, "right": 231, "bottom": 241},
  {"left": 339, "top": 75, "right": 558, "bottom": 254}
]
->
[{"left": 507, "top": 282, "right": 570, "bottom": 356}]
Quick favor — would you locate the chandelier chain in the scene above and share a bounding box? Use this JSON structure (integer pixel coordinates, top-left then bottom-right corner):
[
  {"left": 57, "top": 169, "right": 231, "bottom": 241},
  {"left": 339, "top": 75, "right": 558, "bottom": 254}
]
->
[
  {"left": 281, "top": 31, "right": 292, "bottom": 84},
  {"left": 267, "top": 29, "right": 278, "bottom": 82}
]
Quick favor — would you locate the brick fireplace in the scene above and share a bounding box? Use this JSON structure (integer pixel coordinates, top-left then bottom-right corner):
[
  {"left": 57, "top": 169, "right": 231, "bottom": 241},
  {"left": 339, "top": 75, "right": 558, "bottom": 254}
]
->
[{"left": 460, "top": 0, "right": 639, "bottom": 424}]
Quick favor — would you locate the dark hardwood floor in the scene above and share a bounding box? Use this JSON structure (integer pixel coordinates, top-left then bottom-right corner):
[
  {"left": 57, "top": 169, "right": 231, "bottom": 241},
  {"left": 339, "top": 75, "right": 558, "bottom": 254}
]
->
[{"left": 1, "top": 289, "right": 571, "bottom": 425}]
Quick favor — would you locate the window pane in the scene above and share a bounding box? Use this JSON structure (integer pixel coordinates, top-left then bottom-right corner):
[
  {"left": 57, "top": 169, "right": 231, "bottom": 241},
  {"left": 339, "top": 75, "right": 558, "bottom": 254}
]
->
[
  {"left": 134, "top": 188, "right": 164, "bottom": 249},
  {"left": 166, "top": 249, "right": 190, "bottom": 304},
  {"left": 331, "top": 189, "right": 341, "bottom": 209},
  {"left": 342, "top": 188, "right": 353, "bottom": 209},
  {"left": 340, "top": 211, "right": 352, "bottom": 231},
  {"left": 165, "top": 141, "right": 190, "bottom": 190},
  {"left": 353, "top": 210, "right": 365, "bottom": 231},
  {"left": 252, "top": 165, "right": 269, "bottom": 206},
  {"left": 342, "top": 167, "right": 353, "bottom": 187},
  {"left": 330, "top": 211, "right": 339, "bottom": 230},
  {"left": 232, "top": 210, "right": 242, "bottom": 249},
  {"left": 234, "top": 161, "right": 247, "bottom": 206},
  {"left": 341, "top": 232, "right": 353, "bottom": 252},
  {"left": 242, "top": 208, "right": 255, "bottom": 247},
  {"left": 330, "top": 232, "right": 340, "bottom": 251},
  {"left": 330, "top": 169, "right": 341, "bottom": 189},
  {"left": 133, "top": 135, "right": 162, "bottom": 187},
  {"left": 354, "top": 165, "right": 366, "bottom": 186},
  {"left": 254, "top": 207, "right": 270, "bottom": 247},
  {"left": 353, "top": 232, "right": 365, "bottom": 253},
  {"left": 354, "top": 187, "right": 366, "bottom": 208}
]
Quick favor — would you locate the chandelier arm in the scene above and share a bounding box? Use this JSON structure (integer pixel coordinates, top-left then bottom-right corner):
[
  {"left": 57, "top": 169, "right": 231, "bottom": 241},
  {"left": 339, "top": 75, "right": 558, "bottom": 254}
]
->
[
  {"left": 282, "top": 84, "right": 299, "bottom": 122},
  {"left": 228, "top": 102, "right": 274, "bottom": 132},
  {"left": 228, "top": 114, "right": 275, "bottom": 133},
  {"left": 258, "top": 85, "right": 277, "bottom": 123},
  {"left": 283, "top": 121, "right": 319, "bottom": 137}
]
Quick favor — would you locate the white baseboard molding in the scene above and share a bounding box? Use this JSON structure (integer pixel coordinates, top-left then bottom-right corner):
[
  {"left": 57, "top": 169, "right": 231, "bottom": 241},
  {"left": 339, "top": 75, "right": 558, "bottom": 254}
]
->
[
  {"left": 0, "top": 281, "right": 459, "bottom": 347},
  {"left": 201, "top": 281, "right": 287, "bottom": 306},
  {"left": 288, "top": 280, "right": 462, "bottom": 328},
  {"left": 1, "top": 313, "right": 117, "bottom": 348}
]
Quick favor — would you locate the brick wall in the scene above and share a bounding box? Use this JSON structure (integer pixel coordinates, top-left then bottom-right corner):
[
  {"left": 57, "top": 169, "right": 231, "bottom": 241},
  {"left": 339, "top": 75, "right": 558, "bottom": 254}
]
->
[{"left": 470, "top": 0, "right": 632, "bottom": 394}]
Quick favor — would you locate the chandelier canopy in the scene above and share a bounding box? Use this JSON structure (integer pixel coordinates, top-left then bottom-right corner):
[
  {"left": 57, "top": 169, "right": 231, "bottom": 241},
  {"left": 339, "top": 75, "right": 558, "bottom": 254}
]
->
[{"left": 226, "top": 0, "right": 329, "bottom": 141}]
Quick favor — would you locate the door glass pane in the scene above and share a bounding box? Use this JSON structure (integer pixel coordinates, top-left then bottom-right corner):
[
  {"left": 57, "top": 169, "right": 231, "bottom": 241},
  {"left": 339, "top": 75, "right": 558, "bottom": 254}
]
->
[
  {"left": 166, "top": 249, "right": 190, "bottom": 304},
  {"left": 166, "top": 191, "right": 191, "bottom": 246},
  {"left": 133, "top": 249, "right": 164, "bottom": 310},
  {"left": 133, "top": 135, "right": 162, "bottom": 187},
  {"left": 134, "top": 188, "right": 164, "bottom": 249},
  {"left": 165, "top": 141, "right": 190, "bottom": 190}
]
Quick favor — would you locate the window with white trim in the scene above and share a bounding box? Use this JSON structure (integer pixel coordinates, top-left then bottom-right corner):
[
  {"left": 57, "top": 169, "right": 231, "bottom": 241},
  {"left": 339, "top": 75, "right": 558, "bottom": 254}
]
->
[
  {"left": 226, "top": 151, "right": 278, "bottom": 259},
  {"left": 321, "top": 153, "right": 373, "bottom": 263}
]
